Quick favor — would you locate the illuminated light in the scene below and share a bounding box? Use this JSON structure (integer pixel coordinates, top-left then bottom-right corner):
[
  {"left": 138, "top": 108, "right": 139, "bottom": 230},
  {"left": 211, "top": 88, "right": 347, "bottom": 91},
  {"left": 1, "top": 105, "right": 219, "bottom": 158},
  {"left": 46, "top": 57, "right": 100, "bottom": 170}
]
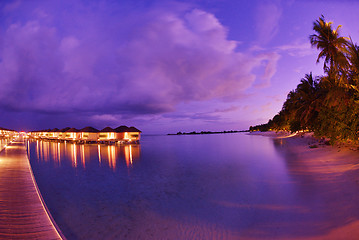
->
[
  {"left": 45, "top": 141, "right": 50, "bottom": 162},
  {"left": 40, "top": 141, "right": 44, "bottom": 162},
  {"left": 107, "top": 145, "right": 116, "bottom": 170},
  {"left": 81, "top": 145, "right": 85, "bottom": 168},
  {"left": 124, "top": 132, "right": 129, "bottom": 140},
  {"left": 72, "top": 144, "right": 77, "bottom": 168},
  {"left": 98, "top": 145, "right": 102, "bottom": 164},
  {"left": 129, "top": 145, "right": 133, "bottom": 165},
  {"left": 111, "top": 145, "right": 116, "bottom": 169},
  {"left": 107, "top": 146, "right": 111, "bottom": 168},
  {"left": 58, "top": 142, "right": 61, "bottom": 165},
  {"left": 124, "top": 145, "right": 132, "bottom": 167},
  {"left": 51, "top": 142, "right": 57, "bottom": 163},
  {"left": 36, "top": 140, "right": 40, "bottom": 160}
]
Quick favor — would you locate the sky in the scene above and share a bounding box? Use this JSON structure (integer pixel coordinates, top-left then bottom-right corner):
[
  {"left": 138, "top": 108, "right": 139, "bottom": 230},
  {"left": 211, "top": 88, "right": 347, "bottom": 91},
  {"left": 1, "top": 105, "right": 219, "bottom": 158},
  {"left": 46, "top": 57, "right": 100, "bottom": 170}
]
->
[{"left": 0, "top": 0, "right": 359, "bottom": 134}]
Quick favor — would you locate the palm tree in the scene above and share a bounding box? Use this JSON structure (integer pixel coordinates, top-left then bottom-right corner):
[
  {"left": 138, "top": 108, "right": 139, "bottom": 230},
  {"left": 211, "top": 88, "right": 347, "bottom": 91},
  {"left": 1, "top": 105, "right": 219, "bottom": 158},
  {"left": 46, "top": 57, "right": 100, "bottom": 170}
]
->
[
  {"left": 295, "top": 73, "right": 320, "bottom": 127},
  {"left": 309, "top": 15, "right": 349, "bottom": 75},
  {"left": 345, "top": 37, "right": 359, "bottom": 86}
]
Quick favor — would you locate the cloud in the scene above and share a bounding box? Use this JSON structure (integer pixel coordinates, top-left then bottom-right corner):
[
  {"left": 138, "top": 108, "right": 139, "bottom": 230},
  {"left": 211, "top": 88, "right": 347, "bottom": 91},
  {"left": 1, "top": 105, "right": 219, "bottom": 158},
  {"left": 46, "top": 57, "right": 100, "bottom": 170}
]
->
[
  {"left": 255, "top": 1, "right": 282, "bottom": 44},
  {"left": 277, "top": 41, "right": 315, "bottom": 57},
  {"left": 214, "top": 106, "right": 239, "bottom": 113},
  {"left": 0, "top": 0, "right": 279, "bottom": 120},
  {"left": 2, "top": 0, "right": 21, "bottom": 13},
  {"left": 254, "top": 51, "right": 281, "bottom": 88},
  {"left": 163, "top": 111, "right": 221, "bottom": 121}
]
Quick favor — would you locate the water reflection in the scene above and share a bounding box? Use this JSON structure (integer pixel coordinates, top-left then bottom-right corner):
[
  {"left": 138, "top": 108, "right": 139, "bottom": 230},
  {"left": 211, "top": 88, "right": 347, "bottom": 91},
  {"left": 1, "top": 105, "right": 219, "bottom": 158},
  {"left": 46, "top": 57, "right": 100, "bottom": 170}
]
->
[
  {"left": 28, "top": 133, "right": 359, "bottom": 239},
  {"left": 27, "top": 140, "right": 140, "bottom": 170}
]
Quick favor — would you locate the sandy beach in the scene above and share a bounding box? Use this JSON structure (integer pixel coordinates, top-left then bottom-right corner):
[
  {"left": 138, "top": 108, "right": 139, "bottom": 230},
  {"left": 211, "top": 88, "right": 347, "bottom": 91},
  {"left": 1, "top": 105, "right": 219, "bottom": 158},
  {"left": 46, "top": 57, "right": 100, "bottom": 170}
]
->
[{"left": 249, "top": 131, "right": 359, "bottom": 239}]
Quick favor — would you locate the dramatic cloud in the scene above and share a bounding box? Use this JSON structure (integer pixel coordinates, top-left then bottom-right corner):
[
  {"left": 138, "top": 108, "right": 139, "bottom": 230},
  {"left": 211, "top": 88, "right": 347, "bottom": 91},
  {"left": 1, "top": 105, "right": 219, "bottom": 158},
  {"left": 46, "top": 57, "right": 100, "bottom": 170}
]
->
[{"left": 0, "top": 0, "right": 279, "bottom": 122}]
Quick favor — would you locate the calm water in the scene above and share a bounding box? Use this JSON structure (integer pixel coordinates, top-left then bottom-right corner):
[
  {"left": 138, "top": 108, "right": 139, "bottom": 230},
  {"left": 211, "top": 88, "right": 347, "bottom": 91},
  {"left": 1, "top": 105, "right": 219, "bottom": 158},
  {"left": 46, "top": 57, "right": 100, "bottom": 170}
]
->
[{"left": 27, "top": 133, "right": 359, "bottom": 239}]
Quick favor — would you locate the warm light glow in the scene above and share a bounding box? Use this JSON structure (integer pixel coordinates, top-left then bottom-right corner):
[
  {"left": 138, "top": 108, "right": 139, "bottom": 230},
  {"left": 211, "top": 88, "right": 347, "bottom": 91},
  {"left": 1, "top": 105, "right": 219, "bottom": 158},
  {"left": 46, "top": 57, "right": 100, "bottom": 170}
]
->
[
  {"left": 129, "top": 145, "right": 133, "bottom": 165},
  {"left": 72, "top": 144, "right": 77, "bottom": 168},
  {"left": 124, "top": 145, "right": 133, "bottom": 167},
  {"left": 81, "top": 144, "right": 85, "bottom": 168},
  {"left": 58, "top": 142, "right": 61, "bottom": 165},
  {"left": 51, "top": 142, "right": 57, "bottom": 164},
  {"left": 36, "top": 140, "right": 40, "bottom": 160},
  {"left": 107, "top": 145, "right": 116, "bottom": 170},
  {"left": 27, "top": 139, "right": 140, "bottom": 171},
  {"left": 98, "top": 144, "right": 102, "bottom": 164},
  {"left": 45, "top": 141, "right": 50, "bottom": 162}
]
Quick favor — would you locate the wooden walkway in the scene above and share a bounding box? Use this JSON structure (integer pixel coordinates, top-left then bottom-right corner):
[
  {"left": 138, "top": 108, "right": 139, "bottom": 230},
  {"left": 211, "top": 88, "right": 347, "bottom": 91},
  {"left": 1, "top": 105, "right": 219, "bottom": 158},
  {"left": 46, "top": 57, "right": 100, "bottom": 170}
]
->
[{"left": 0, "top": 138, "right": 64, "bottom": 239}]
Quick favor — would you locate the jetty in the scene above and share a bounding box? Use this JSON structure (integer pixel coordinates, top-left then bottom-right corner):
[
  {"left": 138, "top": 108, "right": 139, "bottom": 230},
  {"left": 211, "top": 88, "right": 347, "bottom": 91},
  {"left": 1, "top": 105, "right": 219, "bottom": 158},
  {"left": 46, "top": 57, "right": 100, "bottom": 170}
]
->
[{"left": 0, "top": 137, "right": 64, "bottom": 239}]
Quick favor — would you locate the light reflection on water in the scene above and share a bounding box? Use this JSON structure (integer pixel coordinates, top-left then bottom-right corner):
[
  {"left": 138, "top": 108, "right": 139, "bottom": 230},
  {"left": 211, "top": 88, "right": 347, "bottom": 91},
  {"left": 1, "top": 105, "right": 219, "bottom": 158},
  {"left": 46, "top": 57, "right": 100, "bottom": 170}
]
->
[{"left": 28, "top": 140, "right": 140, "bottom": 170}]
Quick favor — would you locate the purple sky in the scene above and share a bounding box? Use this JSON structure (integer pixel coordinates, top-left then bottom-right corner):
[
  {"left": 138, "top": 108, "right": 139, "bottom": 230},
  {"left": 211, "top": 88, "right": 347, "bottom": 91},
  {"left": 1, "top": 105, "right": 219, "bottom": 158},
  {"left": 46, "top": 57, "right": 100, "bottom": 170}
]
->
[{"left": 1, "top": 0, "right": 359, "bottom": 133}]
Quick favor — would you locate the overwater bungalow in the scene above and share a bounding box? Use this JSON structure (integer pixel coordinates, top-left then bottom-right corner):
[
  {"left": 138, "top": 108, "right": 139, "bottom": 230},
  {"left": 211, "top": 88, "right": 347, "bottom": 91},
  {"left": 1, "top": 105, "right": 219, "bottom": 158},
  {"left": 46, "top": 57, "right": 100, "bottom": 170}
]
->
[
  {"left": 65, "top": 128, "right": 81, "bottom": 141},
  {"left": 36, "top": 129, "right": 49, "bottom": 139},
  {"left": 99, "top": 127, "right": 117, "bottom": 142},
  {"left": 48, "top": 128, "right": 59, "bottom": 140},
  {"left": 80, "top": 126, "right": 99, "bottom": 142},
  {"left": 127, "top": 127, "right": 141, "bottom": 142},
  {"left": 37, "top": 129, "right": 48, "bottom": 139},
  {"left": 115, "top": 126, "right": 141, "bottom": 143},
  {"left": 58, "top": 127, "right": 71, "bottom": 140}
]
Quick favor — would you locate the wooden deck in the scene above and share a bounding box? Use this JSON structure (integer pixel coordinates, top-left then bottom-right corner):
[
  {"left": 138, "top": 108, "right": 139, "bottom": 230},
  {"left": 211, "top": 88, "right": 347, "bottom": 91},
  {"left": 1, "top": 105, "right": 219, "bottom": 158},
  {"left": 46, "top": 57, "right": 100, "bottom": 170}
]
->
[{"left": 0, "top": 138, "right": 64, "bottom": 239}]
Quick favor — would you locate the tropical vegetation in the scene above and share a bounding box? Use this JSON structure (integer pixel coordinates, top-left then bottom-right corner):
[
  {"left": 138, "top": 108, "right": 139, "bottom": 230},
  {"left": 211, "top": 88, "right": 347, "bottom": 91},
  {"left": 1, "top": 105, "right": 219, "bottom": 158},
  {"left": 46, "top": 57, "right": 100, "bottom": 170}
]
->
[{"left": 249, "top": 15, "right": 359, "bottom": 143}]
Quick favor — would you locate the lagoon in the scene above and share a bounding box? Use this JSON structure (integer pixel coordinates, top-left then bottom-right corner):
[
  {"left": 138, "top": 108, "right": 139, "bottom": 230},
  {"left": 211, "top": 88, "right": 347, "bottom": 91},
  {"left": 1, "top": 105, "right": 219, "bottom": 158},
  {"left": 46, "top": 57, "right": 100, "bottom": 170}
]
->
[{"left": 27, "top": 133, "right": 359, "bottom": 239}]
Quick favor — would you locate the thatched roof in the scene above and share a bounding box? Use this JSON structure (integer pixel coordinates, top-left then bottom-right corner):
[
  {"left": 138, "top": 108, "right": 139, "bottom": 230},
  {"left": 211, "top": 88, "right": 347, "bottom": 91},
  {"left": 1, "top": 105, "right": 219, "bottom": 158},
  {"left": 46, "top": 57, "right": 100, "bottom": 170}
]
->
[
  {"left": 115, "top": 125, "right": 129, "bottom": 132},
  {"left": 0, "top": 127, "right": 14, "bottom": 131},
  {"left": 65, "top": 128, "right": 79, "bottom": 132},
  {"left": 40, "top": 129, "right": 52, "bottom": 132},
  {"left": 59, "top": 127, "right": 71, "bottom": 132},
  {"left": 128, "top": 126, "right": 141, "bottom": 132},
  {"left": 80, "top": 126, "right": 99, "bottom": 133},
  {"left": 100, "top": 127, "right": 116, "bottom": 132}
]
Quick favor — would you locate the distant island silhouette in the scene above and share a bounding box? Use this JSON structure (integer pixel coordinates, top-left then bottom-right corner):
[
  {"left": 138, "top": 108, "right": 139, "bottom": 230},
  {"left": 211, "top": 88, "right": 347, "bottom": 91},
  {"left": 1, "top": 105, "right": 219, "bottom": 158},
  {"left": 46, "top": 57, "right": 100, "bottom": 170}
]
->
[{"left": 168, "top": 130, "right": 248, "bottom": 135}]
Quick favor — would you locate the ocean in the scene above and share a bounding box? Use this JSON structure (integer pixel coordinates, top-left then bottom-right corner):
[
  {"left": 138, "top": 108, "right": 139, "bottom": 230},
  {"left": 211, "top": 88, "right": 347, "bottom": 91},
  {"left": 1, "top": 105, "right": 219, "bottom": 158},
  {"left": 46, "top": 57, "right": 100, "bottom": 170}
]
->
[{"left": 27, "top": 133, "right": 359, "bottom": 239}]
